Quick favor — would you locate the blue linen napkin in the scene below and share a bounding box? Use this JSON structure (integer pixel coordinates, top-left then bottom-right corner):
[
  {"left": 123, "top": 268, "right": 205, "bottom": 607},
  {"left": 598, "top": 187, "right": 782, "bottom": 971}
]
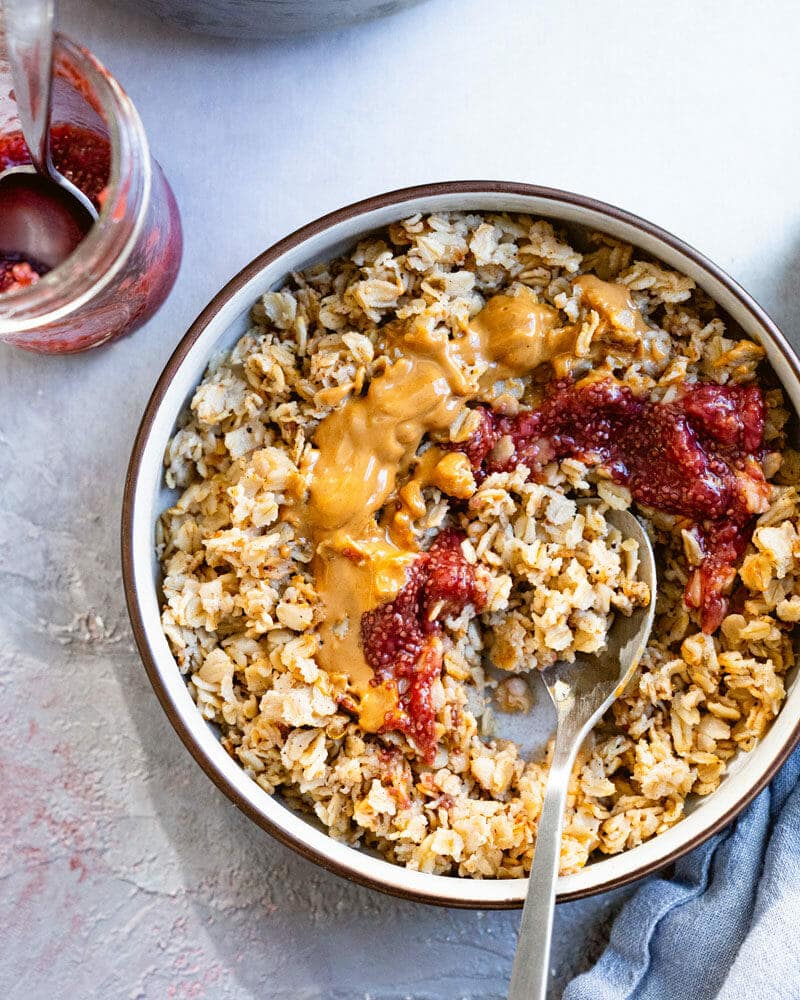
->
[{"left": 563, "top": 745, "right": 800, "bottom": 1000}]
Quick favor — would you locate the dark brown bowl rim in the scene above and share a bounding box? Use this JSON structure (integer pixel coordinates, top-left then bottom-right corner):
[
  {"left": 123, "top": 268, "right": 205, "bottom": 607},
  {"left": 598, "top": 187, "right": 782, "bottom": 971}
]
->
[{"left": 122, "top": 180, "right": 800, "bottom": 909}]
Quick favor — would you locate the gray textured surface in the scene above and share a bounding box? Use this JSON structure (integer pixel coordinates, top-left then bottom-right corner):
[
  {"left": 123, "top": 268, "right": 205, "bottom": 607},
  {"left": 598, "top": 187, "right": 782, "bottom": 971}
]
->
[{"left": 2, "top": 1, "right": 800, "bottom": 997}]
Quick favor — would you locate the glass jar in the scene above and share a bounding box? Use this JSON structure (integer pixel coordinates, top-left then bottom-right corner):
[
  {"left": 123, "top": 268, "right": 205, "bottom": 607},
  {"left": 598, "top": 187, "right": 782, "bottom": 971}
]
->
[{"left": 0, "top": 30, "right": 182, "bottom": 353}]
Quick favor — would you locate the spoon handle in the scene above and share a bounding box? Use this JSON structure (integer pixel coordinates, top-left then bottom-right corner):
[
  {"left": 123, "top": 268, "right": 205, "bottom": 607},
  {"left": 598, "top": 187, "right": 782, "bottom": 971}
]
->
[
  {"left": 507, "top": 717, "right": 582, "bottom": 1000},
  {"left": 3, "top": 0, "right": 56, "bottom": 174}
]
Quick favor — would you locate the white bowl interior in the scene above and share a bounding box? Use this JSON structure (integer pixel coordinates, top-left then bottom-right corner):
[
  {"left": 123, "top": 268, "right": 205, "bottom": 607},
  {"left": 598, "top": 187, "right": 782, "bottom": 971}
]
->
[{"left": 129, "top": 190, "right": 800, "bottom": 906}]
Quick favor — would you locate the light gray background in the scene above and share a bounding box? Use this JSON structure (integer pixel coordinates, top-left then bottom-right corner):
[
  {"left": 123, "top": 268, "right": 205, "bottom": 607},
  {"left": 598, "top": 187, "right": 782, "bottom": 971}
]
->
[{"left": 2, "top": 1, "right": 799, "bottom": 997}]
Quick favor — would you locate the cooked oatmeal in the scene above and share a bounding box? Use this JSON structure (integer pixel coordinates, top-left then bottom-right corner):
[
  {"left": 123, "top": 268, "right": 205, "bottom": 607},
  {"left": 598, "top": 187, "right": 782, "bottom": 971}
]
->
[{"left": 158, "top": 213, "right": 797, "bottom": 877}]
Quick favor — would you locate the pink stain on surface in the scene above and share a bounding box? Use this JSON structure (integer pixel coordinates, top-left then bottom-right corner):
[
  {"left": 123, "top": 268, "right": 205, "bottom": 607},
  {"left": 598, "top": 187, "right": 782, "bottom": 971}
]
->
[
  {"left": 167, "top": 960, "right": 224, "bottom": 998},
  {"left": 0, "top": 734, "right": 107, "bottom": 906},
  {"left": 69, "top": 854, "right": 90, "bottom": 881}
]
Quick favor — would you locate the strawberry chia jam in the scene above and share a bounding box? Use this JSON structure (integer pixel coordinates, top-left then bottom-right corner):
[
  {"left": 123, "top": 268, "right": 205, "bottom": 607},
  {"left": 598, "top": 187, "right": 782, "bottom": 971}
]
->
[
  {"left": 357, "top": 376, "right": 766, "bottom": 757},
  {"left": 0, "top": 256, "right": 46, "bottom": 294},
  {"left": 0, "top": 124, "right": 111, "bottom": 206},
  {"left": 0, "top": 35, "right": 182, "bottom": 353},
  {"left": 0, "top": 125, "right": 111, "bottom": 293},
  {"left": 455, "top": 376, "right": 768, "bottom": 633},
  {"left": 361, "top": 529, "right": 486, "bottom": 762}
]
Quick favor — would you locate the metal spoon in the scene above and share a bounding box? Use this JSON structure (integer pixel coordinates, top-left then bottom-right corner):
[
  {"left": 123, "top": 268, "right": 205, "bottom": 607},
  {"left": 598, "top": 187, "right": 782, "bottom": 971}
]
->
[
  {"left": 0, "top": 0, "right": 97, "bottom": 272},
  {"left": 507, "top": 503, "right": 657, "bottom": 1000}
]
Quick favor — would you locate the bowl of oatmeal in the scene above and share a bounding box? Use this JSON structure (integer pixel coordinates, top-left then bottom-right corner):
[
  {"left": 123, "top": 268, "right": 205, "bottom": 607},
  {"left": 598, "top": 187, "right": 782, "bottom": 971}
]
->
[{"left": 123, "top": 182, "right": 800, "bottom": 907}]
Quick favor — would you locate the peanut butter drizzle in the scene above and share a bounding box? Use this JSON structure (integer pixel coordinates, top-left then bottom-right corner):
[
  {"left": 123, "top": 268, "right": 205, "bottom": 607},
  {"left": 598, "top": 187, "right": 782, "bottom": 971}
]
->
[
  {"left": 574, "top": 274, "right": 650, "bottom": 346},
  {"left": 468, "top": 288, "right": 576, "bottom": 380},
  {"left": 385, "top": 448, "right": 476, "bottom": 550},
  {"left": 290, "top": 280, "right": 647, "bottom": 734}
]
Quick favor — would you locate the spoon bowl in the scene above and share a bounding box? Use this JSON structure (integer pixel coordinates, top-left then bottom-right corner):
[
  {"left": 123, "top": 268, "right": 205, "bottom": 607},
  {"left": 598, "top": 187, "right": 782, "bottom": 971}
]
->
[
  {"left": 0, "top": 165, "right": 95, "bottom": 270},
  {"left": 507, "top": 501, "right": 657, "bottom": 1000},
  {"left": 538, "top": 505, "right": 657, "bottom": 730}
]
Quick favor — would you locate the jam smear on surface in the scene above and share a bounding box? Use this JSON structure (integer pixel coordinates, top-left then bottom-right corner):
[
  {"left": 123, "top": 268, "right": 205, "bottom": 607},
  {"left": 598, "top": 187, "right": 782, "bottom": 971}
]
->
[
  {"left": 453, "top": 376, "right": 768, "bottom": 633},
  {"left": 361, "top": 529, "right": 485, "bottom": 762}
]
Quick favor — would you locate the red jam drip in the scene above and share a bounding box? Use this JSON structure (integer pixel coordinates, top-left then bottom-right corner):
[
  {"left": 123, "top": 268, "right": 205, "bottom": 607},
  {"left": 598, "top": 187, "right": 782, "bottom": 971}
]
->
[
  {"left": 454, "top": 377, "right": 767, "bottom": 633},
  {"left": 361, "top": 529, "right": 485, "bottom": 762}
]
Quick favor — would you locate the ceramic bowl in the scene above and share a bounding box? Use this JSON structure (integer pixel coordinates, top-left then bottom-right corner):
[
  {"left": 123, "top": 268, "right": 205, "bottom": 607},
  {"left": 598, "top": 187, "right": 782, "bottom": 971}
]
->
[{"left": 122, "top": 181, "right": 800, "bottom": 908}]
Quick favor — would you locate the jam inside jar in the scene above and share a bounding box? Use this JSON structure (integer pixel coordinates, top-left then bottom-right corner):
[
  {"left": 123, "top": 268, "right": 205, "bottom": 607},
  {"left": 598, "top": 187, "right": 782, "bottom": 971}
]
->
[{"left": 0, "top": 34, "right": 182, "bottom": 353}]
